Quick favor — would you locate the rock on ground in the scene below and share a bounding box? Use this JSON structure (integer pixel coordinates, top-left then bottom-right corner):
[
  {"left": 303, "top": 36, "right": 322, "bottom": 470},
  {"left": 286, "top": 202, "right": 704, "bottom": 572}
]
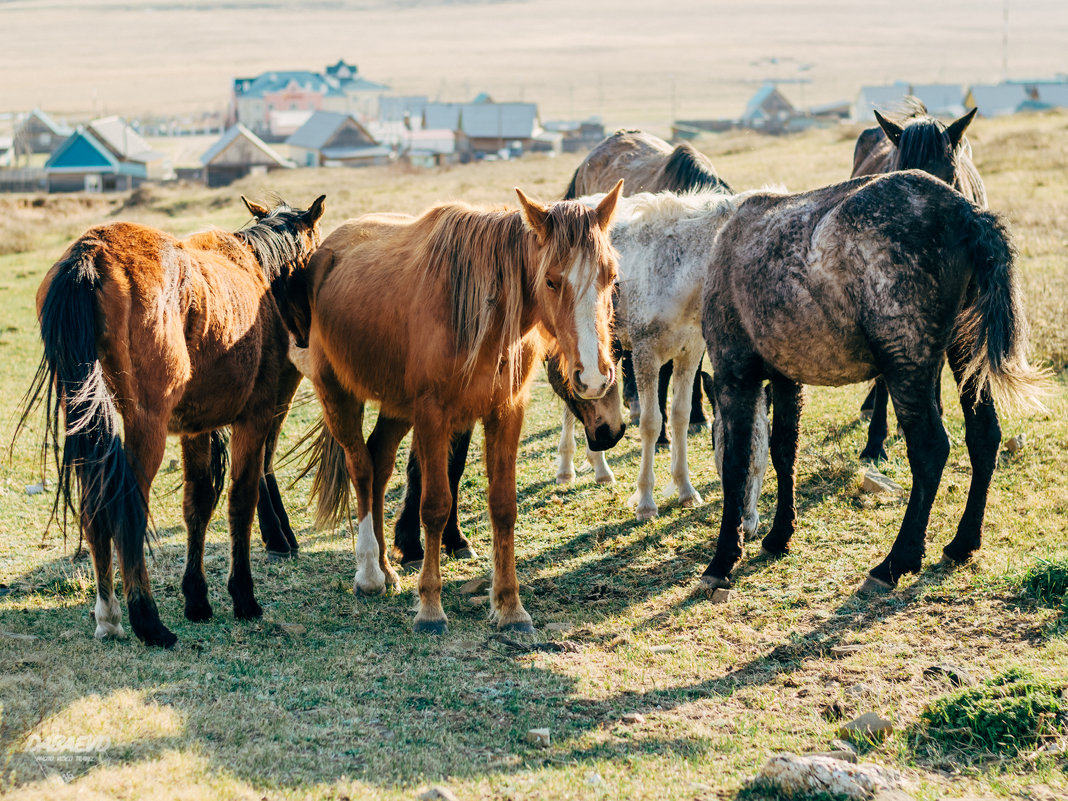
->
[{"left": 754, "top": 753, "right": 904, "bottom": 800}]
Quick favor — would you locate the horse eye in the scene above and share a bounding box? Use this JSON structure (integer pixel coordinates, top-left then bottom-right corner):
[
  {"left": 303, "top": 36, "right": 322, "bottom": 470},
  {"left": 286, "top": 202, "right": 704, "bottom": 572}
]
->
[{"left": 546, "top": 277, "right": 559, "bottom": 291}]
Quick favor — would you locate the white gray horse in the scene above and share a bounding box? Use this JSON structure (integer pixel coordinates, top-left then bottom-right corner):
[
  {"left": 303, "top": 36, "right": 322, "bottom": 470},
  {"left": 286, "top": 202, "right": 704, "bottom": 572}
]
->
[{"left": 556, "top": 189, "right": 769, "bottom": 532}]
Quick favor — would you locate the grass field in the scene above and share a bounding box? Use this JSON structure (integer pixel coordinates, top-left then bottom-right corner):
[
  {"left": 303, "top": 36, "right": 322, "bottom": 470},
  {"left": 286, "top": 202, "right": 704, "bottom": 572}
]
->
[{"left": 1, "top": 112, "right": 1068, "bottom": 800}]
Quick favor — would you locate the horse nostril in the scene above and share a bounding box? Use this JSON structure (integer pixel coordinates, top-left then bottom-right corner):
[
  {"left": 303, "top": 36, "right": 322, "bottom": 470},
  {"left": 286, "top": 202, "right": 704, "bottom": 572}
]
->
[{"left": 572, "top": 369, "right": 586, "bottom": 391}]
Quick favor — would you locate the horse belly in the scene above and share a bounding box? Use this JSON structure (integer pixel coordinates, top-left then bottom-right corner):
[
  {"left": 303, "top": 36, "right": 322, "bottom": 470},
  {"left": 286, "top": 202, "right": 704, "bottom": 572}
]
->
[{"left": 168, "top": 330, "right": 265, "bottom": 433}]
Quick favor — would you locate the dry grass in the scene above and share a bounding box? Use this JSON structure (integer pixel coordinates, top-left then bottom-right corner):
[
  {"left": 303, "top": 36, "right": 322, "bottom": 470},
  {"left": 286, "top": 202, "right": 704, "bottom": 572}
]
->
[{"left": 0, "top": 111, "right": 1066, "bottom": 801}]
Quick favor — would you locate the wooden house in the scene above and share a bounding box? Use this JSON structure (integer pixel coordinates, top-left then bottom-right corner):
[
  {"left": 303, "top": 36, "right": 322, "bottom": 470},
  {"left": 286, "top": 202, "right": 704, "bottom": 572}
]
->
[
  {"left": 200, "top": 124, "right": 292, "bottom": 187},
  {"left": 286, "top": 111, "right": 392, "bottom": 167},
  {"left": 14, "top": 109, "right": 71, "bottom": 156}
]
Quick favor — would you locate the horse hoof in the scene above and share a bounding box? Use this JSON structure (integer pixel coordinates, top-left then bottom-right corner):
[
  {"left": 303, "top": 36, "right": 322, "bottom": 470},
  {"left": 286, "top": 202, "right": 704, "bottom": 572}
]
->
[
  {"left": 758, "top": 547, "right": 787, "bottom": 559},
  {"left": 939, "top": 550, "right": 975, "bottom": 568},
  {"left": 413, "top": 618, "right": 448, "bottom": 635},
  {"left": 266, "top": 548, "right": 295, "bottom": 562},
  {"left": 452, "top": 547, "right": 478, "bottom": 560},
  {"left": 688, "top": 421, "right": 709, "bottom": 436},
  {"left": 500, "top": 620, "right": 536, "bottom": 636},
  {"left": 699, "top": 574, "right": 730, "bottom": 591},
  {"left": 679, "top": 492, "right": 703, "bottom": 509},
  {"left": 94, "top": 622, "right": 126, "bottom": 640},
  {"left": 594, "top": 474, "right": 616, "bottom": 486},
  {"left": 401, "top": 559, "right": 423, "bottom": 574},
  {"left": 655, "top": 439, "right": 670, "bottom": 453},
  {"left": 859, "top": 410, "right": 873, "bottom": 422},
  {"left": 138, "top": 624, "right": 178, "bottom": 649},
  {"left": 856, "top": 574, "right": 895, "bottom": 595},
  {"left": 555, "top": 474, "right": 574, "bottom": 485},
  {"left": 635, "top": 507, "right": 658, "bottom": 522},
  {"left": 184, "top": 600, "right": 213, "bottom": 622},
  {"left": 354, "top": 583, "right": 386, "bottom": 598},
  {"left": 859, "top": 448, "right": 888, "bottom": 464}
]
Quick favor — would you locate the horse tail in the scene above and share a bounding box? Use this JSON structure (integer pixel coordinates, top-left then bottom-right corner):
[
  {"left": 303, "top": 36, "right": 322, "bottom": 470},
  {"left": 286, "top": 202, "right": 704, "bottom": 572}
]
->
[
  {"left": 16, "top": 237, "right": 148, "bottom": 553},
  {"left": 289, "top": 418, "right": 351, "bottom": 532},
  {"left": 562, "top": 169, "right": 580, "bottom": 200},
  {"left": 954, "top": 208, "right": 1050, "bottom": 411},
  {"left": 209, "top": 429, "right": 230, "bottom": 506}
]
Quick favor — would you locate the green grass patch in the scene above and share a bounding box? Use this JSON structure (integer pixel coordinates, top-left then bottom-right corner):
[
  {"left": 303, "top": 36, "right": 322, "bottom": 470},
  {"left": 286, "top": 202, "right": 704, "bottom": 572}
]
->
[
  {"left": 1021, "top": 558, "right": 1068, "bottom": 610},
  {"left": 916, "top": 668, "right": 1068, "bottom": 758}
]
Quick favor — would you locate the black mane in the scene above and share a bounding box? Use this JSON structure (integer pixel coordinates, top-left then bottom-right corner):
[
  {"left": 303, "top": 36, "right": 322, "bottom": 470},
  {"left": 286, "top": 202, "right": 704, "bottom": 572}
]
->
[
  {"left": 235, "top": 203, "right": 313, "bottom": 281},
  {"left": 662, "top": 143, "right": 733, "bottom": 193}
]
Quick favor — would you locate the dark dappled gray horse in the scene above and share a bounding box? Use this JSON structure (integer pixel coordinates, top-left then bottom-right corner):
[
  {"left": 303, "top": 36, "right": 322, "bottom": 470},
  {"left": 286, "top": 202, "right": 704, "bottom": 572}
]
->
[
  {"left": 565, "top": 129, "right": 733, "bottom": 444},
  {"left": 852, "top": 100, "right": 985, "bottom": 461},
  {"left": 700, "top": 170, "right": 1044, "bottom": 595}
]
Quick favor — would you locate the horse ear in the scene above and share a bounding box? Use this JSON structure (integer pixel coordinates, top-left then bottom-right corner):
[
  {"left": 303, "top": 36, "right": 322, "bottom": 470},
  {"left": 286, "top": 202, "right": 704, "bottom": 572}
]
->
[
  {"left": 516, "top": 187, "right": 549, "bottom": 239},
  {"left": 305, "top": 194, "right": 326, "bottom": 224},
  {"left": 242, "top": 196, "right": 270, "bottom": 219},
  {"left": 946, "top": 107, "right": 978, "bottom": 149},
  {"left": 595, "top": 179, "right": 624, "bottom": 231},
  {"left": 874, "top": 110, "right": 903, "bottom": 147}
]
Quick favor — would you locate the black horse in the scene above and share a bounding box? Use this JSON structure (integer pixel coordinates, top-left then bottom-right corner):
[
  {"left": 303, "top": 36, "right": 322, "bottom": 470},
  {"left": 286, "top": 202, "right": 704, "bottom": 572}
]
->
[
  {"left": 700, "top": 171, "right": 1044, "bottom": 595},
  {"left": 851, "top": 100, "right": 984, "bottom": 461}
]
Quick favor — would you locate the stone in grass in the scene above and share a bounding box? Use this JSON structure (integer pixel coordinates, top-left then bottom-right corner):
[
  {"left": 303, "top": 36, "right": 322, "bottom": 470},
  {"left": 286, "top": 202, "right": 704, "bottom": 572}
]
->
[
  {"left": 526, "top": 728, "right": 551, "bottom": 747},
  {"left": 754, "top": 753, "right": 904, "bottom": 801},
  {"left": 830, "top": 643, "right": 866, "bottom": 658},
  {"left": 649, "top": 644, "right": 674, "bottom": 654},
  {"left": 274, "top": 622, "right": 307, "bottom": 637},
  {"left": 710, "top": 588, "right": 731, "bottom": 605},
  {"left": 923, "top": 664, "right": 977, "bottom": 687},
  {"left": 459, "top": 575, "right": 491, "bottom": 595},
  {"left": 1003, "top": 433, "right": 1026, "bottom": 454},
  {"left": 418, "top": 786, "right": 459, "bottom": 801},
  {"left": 861, "top": 470, "right": 903, "bottom": 496},
  {"left": 839, "top": 712, "right": 894, "bottom": 742},
  {"left": 622, "top": 712, "right": 646, "bottom": 724}
]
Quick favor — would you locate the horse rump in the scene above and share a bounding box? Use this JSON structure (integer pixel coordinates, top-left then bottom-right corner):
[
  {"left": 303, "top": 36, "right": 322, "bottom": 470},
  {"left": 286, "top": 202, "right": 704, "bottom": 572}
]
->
[{"left": 16, "top": 237, "right": 148, "bottom": 556}]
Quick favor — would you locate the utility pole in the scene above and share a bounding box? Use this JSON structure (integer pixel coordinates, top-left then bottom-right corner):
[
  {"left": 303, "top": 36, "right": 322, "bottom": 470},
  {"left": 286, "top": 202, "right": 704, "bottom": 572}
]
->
[{"left": 1002, "top": 0, "right": 1009, "bottom": 78}]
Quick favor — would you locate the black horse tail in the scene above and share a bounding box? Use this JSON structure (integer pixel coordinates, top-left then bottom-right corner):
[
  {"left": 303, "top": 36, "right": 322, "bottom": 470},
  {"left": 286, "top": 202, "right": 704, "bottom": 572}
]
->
[
  {"left": 289, "top": 418, "right": 350, "bottom": 532},
  {"left": 562, "top": 169, "right": 580, "bottom": 200},
  {"left": 955, "top": 208, "right": 1050, "bottom": 411},
  {"left": 16, "top": 238, "right": 148, "bottom": 554}
]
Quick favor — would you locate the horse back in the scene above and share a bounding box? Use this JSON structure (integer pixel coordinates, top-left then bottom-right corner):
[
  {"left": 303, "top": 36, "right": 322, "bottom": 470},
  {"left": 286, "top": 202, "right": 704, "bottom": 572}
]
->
[{"left": 572, "top": 130, "right": 673, "bottom": 196}]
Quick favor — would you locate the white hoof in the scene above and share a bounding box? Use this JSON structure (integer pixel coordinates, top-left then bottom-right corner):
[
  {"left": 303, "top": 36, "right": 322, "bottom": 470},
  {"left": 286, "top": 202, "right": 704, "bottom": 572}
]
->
[
  {"left": 594, "top": 471, "right": 616, "bottom": 486},
  {"left": 555, "top": 472, "right": 575, "bottom": 485},
  {"left": 679, "top": 488, "right": 703, "bottom": 508},
  {"left": 93, "top": 595, "right": 125, "bottom": 640},
  {"left": 94, "top": 621, "right": 126, "bottom": 640}
]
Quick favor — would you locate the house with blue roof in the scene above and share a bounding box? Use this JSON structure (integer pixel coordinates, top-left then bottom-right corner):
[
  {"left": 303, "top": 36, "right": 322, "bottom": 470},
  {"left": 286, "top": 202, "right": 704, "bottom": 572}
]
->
[
  {"left": 741, "top": 84, "right": 795, "bottom": 128},
  {"left": 230, "top": 61, "right": 390, "bottom": 140},
  {"left": 45, "top": 127, "right": 146, "bottom": 193}
]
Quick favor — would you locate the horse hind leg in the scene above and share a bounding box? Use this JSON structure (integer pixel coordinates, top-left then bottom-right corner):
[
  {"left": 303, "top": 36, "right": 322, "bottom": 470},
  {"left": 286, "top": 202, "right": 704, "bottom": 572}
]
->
[
  {"left": 226, "top": 419, "right": 272, "bottom": 619},
  {"left": 412, "top": 409, "right": 453, "bottom": 634},
  {"left": 656, "top": 361, "right": 672, "bottom": 450},
  {"left": 627, "top": 348, "right": 664, "bottom": 521},
  {"left": 688, "top": 355, "right": 710, "bottom": 435},
  {"left": 941, "top": 340, "right": 1001, "bottom": 566},
  {"left": 665, "top": 350, "right": 703, "bottom": 508},
  {"left": 555, "top": 407, "right": 578, "bottom": 484},
  {"left": 180, "top": 433, "right": 221, "bottom": 622},
  {"left": 258, "top": 363, "right": 303, "bottom": 556},
  {"left": 366, "top": 414, "right": 410, "bottom": 594},
  {"left": 117, "top": 417, "right": 175, "bottom": 647},
  {"left": 443, "top": 428, "right": 476, "bottom": 559},
  {"left": 86, "top": 516, "right": 123, "bottom": 639},
  {"left": 760, "top": 376, "right": 802, "bottom": 555},
  {"left": 859, "top": 378, "right": 890, "bottom": 462},
  {"left": 862, "top": 367, "right": 949, "bottom": 592}
]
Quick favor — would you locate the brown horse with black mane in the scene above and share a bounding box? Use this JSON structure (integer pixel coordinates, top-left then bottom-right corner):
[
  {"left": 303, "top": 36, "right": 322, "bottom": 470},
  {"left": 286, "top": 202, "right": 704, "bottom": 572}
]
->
[
  {"left": 19, "top": 196, "right": 325, "bottom": 647},
  {"left": 288, "top": 184, "right": 622, "bottom": 634}
]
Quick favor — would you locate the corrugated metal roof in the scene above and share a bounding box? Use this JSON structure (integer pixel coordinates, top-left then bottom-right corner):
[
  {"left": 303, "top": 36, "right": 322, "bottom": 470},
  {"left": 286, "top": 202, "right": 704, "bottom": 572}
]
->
[
  {"left": 241, "top": 71, "right": 346, "bottom": 99},
  {"left": 459, "top": 103, "right": 537, "bottom": 138},
  {"left": 89, "top": 116, "right": 160, "bottom": 162},
  {"left": 910, "top": 84, "right": 965, "bottom": 116},
  {"left": 286, "top": 111, "right": 377, "bottom": 150},
  {"left": 379, "top": 95, "right": 429, "bottom": 123},
  {"left": 200, "top": 123, "right": 291, "bottom": 167},
  {"left": 424, "top": 103, "right": 462, "bottom": 131},
  {"left": 967, "top": 84, "right": 1029, "bottom": 117},
  {"left": 1036, "top": 83, "right": 1068, "bottom": 107}
]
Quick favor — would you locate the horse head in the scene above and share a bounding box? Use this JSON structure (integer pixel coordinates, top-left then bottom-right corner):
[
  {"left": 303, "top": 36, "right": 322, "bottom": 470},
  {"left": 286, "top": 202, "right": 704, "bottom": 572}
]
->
[
  {"left": 516, "top": 179, "right": 622, "bottom": 400},
  {"left": 545, "top": 345, "right": 626, "bottom": 451},
  {"left": 876, "top": 106, "right": 977, "bottom": 188}
]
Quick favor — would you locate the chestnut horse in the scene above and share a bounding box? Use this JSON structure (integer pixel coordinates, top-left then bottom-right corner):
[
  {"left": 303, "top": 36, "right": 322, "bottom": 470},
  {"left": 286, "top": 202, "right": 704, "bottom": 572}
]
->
[
  {"left": 19, "top": 196, "right": 325, "bottom": 647},
  {"left": 285, "top": 185, "right": 622, "bottom": 634},
  {"left": 565, "top": 129, "right": 732, "bottom": 443},
  {"left": 700, "top": 171, "right": 1044, "bottom": 595},
  {"left": 852, "top": 100, "right": 984, "bottom": 461}
]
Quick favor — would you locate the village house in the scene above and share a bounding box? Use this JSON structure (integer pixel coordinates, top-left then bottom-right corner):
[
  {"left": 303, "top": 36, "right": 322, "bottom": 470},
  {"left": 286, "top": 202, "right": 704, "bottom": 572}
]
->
[
  {"left": 14, "top": 108, "right": 71, "bottom": 156},
  {"left": 422, "top": 98, "right": 540, "bottom": 156},
  {"left": 45, "top": 117, "right": 165, "bottom": 193},
  {"left": 964, "top": 84, "right": 1031, "bottom": 117},
  {"left": 285, "top": 111, "right": 392, "bottom": 168},
  {"left": 740, "top": 84, "right": 795, "bottom": 130},
  {"left": 230, "top": 61, "right": 389, "bottom": 141},
  {"left": 199, "top": 123, "right": 292, "bottom": 187},
  {"left": 909, "top": 84, "right": 965, "bottom": 117},
  {"left": 853, "top": 83, "right": 911, "bottom": 120}
]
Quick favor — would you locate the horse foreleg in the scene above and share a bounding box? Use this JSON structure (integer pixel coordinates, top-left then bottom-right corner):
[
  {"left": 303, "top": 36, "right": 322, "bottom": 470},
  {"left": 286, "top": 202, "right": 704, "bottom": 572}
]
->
[
  {"left": 117, "top": 418, "right": 174, "bottom": 647},
  {"left": 620, "top": 350, "right": 640, "bottom": 424},
  {"left": 628, "top": 349, "right": 662, "bottom": 521},
  {"left": 702, "top": 375, "right": 762, "bottom": 589},
  {"left": 666, "top": 351, "right": 702, "bottom": 508},
  {"left": 484, "top": 405, "right": 534, "bottom": 633},
  {"left": 412, "top": 411, "right": 452, "bottom": 634},
  {"left": 863, "top": 368, "right": 948, "bottom": 591},
  {"left": 761, "top": 376, "right": 802, "bottom": 555},
  {"left": 555, "top": 407, "right": 578, "bottom": 484},
  {"left": 586, "top": 445, "right": 615, "bottom": 485},
  {"left": 227, "top": 421, "right": 269, "bottom": 619},
  {"left": 181, "top": 432, "right": 220, "bottom": 622},
  {"left": 367, "top": 414, "right": 409, "bottom": 594},
  {"left": 394, "top": 448, "right": 425, "bottom": 567},
  {"left": 259, "top": 362, "right": 304, "bottom": 556},
  {"left": 941, "top": 341, "right": 1000, "bottom": 566}
]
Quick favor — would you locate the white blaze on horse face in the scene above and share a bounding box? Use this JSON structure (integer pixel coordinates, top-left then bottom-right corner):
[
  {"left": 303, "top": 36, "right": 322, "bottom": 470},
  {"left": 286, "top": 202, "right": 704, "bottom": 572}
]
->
[
  {"left": 353, "top": 514, "right": 385, "bottom": 594},
  {"left": 568, "top": 257, "right": 609, "bottom": 399}
]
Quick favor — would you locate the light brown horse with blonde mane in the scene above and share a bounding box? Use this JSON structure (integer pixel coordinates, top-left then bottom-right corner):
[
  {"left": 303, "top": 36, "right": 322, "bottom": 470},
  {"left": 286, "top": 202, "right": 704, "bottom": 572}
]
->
[
  {"left": 20, "top": 196, "right": 325, "bottom": 647},
  {"left": 286, "top": 183, "right": 622, "bottom": 634}
]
